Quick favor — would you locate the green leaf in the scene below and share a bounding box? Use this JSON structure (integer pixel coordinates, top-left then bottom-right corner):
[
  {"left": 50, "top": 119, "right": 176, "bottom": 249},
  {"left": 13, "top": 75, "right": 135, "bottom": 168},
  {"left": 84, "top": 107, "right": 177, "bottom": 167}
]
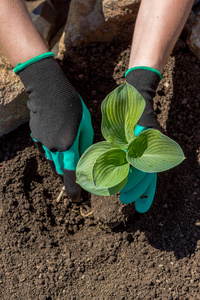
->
[
  {"left": 92, "top": 148, "right": 129, "bottom": 189},
  {"left": 126, "top": 129, "right": 185, "bottom": 173},
  {"left": 101, "top": 82, "right": 145, "bottom": 149},
  {"left": 76, "top": 141, "right": 128, "bottom": 196}
]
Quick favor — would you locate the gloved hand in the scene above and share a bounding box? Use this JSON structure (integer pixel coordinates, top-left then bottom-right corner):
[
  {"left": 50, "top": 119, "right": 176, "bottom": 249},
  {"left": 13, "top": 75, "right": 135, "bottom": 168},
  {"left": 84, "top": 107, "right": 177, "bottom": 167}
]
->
[
  {"left": 120, "top": 67, "right": 162, "bottom": 213},
  {"left": 14, "top": 52, "right": 94, "bottom": 201}
]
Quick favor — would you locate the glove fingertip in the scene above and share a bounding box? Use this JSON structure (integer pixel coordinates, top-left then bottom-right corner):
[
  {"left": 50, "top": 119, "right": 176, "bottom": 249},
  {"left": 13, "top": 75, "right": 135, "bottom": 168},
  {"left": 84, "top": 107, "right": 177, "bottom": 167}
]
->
[
  {"left": 63, "top": 169, "right": 82, "bottom": 202},
  {"left": 135, "top": 174, "right": 157, "bottom": 213}
]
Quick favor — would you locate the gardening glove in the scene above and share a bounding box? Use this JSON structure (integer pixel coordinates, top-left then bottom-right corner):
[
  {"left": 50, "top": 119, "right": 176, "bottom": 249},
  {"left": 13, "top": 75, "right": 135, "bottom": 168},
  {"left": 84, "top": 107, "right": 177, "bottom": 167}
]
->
[
  {"left": 14, "top": 52, "right": 94, "bottom": 202},
  {"left": 120, "top": 67, "right": 162, "bottom": 213}
]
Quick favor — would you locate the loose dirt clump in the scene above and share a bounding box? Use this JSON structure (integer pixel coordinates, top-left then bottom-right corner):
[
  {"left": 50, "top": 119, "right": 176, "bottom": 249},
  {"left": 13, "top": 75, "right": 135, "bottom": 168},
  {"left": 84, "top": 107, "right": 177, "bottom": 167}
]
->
[{"left": 0, "top": 40, "right": 200, "bottom": 299}]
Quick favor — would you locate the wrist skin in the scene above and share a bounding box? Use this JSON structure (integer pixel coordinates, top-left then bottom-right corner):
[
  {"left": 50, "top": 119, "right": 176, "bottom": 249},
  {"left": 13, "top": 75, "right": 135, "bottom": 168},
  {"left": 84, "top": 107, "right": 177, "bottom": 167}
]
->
[
  {"left": 129, "top": 0, "right": 193, "bottom": 73},
  {"left": 0, "top": 0, "right": 48, "bottom": 66}
]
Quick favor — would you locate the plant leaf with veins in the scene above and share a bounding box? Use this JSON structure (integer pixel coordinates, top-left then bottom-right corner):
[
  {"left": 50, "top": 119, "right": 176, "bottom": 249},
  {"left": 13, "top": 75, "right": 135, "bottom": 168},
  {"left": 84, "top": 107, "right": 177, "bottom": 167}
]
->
[
  {"left": 126, "top": 129, "right": 185, "bottom": 173},
  {"left": 76, "top": 83, "right": 185, "bottom": 196},
  {"left": 76, "top": 141, "right": 128, "bottom": 195},
  {"left": 101, "top": 82, "right": 145, "bottom": 149},
  {"left": 92, "top": 148, "right": 129, "bottom": 189}
]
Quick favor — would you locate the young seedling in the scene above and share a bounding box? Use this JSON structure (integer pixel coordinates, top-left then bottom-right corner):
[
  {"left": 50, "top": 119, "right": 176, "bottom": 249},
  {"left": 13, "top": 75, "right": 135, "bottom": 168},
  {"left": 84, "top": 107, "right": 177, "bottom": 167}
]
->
[{"left": 76, "top": 82, "right": 185, "bottom": 196}]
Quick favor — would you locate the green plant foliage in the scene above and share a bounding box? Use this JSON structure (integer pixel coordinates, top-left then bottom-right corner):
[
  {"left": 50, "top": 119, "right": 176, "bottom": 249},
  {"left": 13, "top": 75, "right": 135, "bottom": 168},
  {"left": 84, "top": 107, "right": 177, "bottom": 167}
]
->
[
  {"left": 101, "top": 82, "right": 145, "bottom": 149},
  {"left": 76, "top": 141, "right": 128, "bottom": 196},
  {"left": 76, "top": 82, "right": 185, "bottom": 195},
  {"left": 93, "top": 148, "right": 129, "bottom": 189},
  {"left": 126, "top": 129, "right": 185, "bottom": 173}
]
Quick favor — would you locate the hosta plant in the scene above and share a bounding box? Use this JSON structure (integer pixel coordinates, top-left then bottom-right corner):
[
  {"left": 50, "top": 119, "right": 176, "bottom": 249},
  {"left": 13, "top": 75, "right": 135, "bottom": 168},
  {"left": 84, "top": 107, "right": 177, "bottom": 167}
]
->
[{"left": 76, "top": 82, "right": 185, "bottom": 196}]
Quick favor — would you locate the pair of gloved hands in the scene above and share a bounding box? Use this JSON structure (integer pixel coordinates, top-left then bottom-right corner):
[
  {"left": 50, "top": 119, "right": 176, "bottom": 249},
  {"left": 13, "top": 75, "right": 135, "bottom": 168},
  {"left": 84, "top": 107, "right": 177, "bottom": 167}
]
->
[{"left": 14, "top": 52, "right": 162, "bottom": 213}]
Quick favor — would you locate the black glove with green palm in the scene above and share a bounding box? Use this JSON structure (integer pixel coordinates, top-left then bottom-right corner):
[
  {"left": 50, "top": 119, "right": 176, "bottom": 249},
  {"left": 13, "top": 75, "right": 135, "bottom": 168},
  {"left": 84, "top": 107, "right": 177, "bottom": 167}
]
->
[{"left": 14, "top": 52, "right": 94, "bottom": 201}]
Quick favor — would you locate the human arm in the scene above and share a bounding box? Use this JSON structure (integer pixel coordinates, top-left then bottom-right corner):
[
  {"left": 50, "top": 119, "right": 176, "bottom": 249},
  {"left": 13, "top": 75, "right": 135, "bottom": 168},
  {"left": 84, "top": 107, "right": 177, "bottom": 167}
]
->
[
  {"left": 0, "top": 0, "right": 48, "bottom": 66},
  {"left": 129, "top": 0, "right": 193, "bottom": 72},
  {"left": 120, "top": 0, "right": 193, "bottom": 212},
  {"left": 0, "top": 0, "right": 94, "bottom": 201}
]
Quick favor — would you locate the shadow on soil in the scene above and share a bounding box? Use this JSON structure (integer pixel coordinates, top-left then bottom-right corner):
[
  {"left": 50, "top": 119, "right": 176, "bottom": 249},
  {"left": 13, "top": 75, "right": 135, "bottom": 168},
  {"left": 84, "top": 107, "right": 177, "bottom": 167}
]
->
[{"left": 113, "top": 50, "right": 200, "bottom": 260}]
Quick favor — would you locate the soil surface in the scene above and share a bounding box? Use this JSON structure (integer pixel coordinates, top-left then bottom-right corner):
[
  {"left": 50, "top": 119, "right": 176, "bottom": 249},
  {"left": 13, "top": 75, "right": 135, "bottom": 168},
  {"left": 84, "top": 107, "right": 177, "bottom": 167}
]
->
[{"left": 0, "top": 39, "right": 200, "bottom": 300}]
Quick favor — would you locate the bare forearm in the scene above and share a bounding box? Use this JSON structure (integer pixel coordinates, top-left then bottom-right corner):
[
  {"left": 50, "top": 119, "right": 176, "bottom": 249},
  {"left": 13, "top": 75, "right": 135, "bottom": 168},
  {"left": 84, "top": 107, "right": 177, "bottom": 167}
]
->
[
  {"left": 0, "top": 0, "right": 48, "bottom": 66},
  {"left": 129, "top": 0, "right": 193, "bottom": 72}
]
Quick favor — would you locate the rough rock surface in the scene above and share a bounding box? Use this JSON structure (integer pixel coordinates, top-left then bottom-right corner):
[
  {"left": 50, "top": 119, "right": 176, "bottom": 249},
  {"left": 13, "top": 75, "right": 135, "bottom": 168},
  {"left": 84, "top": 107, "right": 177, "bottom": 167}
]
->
[
  {"left": 187, "top": 13, "right": 200, "bottom": 60},
  {"left": 0, "top": 51, "right": 29, "bottom": 137},
  {"left": 25, "top": 0, "right": 45, "bottom": 12},
  {"left": 58, "top": 0, "right": 140, "bottom": 58}
]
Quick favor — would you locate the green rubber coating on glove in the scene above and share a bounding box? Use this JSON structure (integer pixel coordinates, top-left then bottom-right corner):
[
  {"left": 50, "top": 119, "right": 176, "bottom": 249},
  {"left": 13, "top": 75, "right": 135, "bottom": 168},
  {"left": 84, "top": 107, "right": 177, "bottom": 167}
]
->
[
  {"left": 135, "top": 173, "right": 157, "bottom": 213},
  {"left": 119, "top": 124, "right": 157, "bottom": 212},
  {"left": 120, "top": 172, "right": 155, "bottom": 204},
  {"left": 120, "top": 167, "right": 146, "bottom": 193}
]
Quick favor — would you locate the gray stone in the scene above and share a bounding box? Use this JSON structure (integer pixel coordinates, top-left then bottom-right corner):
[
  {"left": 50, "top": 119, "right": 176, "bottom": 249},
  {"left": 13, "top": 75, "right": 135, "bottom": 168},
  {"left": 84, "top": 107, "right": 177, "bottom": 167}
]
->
[
  {"left": 0, "top": 51, "right": 29, "bottom": 137},
  {"left": 187, "top": 13, "right": 200, "bottom": 60},
  {"left": 50, "top": 26, "right": 65, "bottom": 55},
  {"left": 58, "top": 0, "right": 140, "bottom": 59},
  {"left": 30, "top": 1, "right": 59, "bottom": 43},
  {"left": 27, "top": 0, "right": 70, "bottom": 48},
  {"left": 25, "top": 0, "right": 45, "bottom": 13},
  {"left": 181, "top": 11, "right": 196, "bottom": 40}
]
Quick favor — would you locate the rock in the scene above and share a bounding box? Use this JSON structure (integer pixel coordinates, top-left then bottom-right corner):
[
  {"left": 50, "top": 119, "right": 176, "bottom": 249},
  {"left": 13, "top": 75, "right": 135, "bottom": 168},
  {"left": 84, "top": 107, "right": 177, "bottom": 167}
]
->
[
  {"left": 26, "top": 0, "right": 70, "bottom": 50},
  {"left": 91, "top": 193, "right": 135, "bottom": 228},
  {"left": 30, "top": 1, "right": 59, "bottom": 43},
  {"left": 180, "top": 11, "right": 196, "bottom": 41},
  {"left": 193, "top": 0, "right": 200, "bottom": 15},
  {"left": 0, "top": 51, "right": 29, "bottom": 137},
  {"left": 50, "top": 26, "right": 65, "bottom": 56},
  {"left": 173, "top": 39, "right": 186, "bottom": 53},
  {"left": 187, "top": 13, "right": 200, "bottom": 60},
  {"left": 25, "top": 0, "right": 45, "bottom": 13},
  {"left": 58, "top": 0, "right": 140, "bottom": 59}
]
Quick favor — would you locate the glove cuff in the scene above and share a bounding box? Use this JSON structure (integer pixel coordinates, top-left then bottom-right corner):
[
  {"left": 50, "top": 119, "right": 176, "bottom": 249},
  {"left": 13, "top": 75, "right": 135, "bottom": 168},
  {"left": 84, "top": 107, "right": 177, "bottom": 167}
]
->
[
  {"left": 13, "top": 52, "right": 54, "bottom": 74},
  {"left": 125, "top": 66, "right": 162, "bottom": 80}
]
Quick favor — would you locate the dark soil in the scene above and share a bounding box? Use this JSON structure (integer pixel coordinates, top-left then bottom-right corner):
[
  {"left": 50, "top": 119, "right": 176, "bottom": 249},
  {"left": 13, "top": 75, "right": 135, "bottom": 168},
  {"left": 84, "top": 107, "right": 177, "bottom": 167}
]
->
[{"left": 0, "top": 39, "right": 200, "bottom": 300}]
